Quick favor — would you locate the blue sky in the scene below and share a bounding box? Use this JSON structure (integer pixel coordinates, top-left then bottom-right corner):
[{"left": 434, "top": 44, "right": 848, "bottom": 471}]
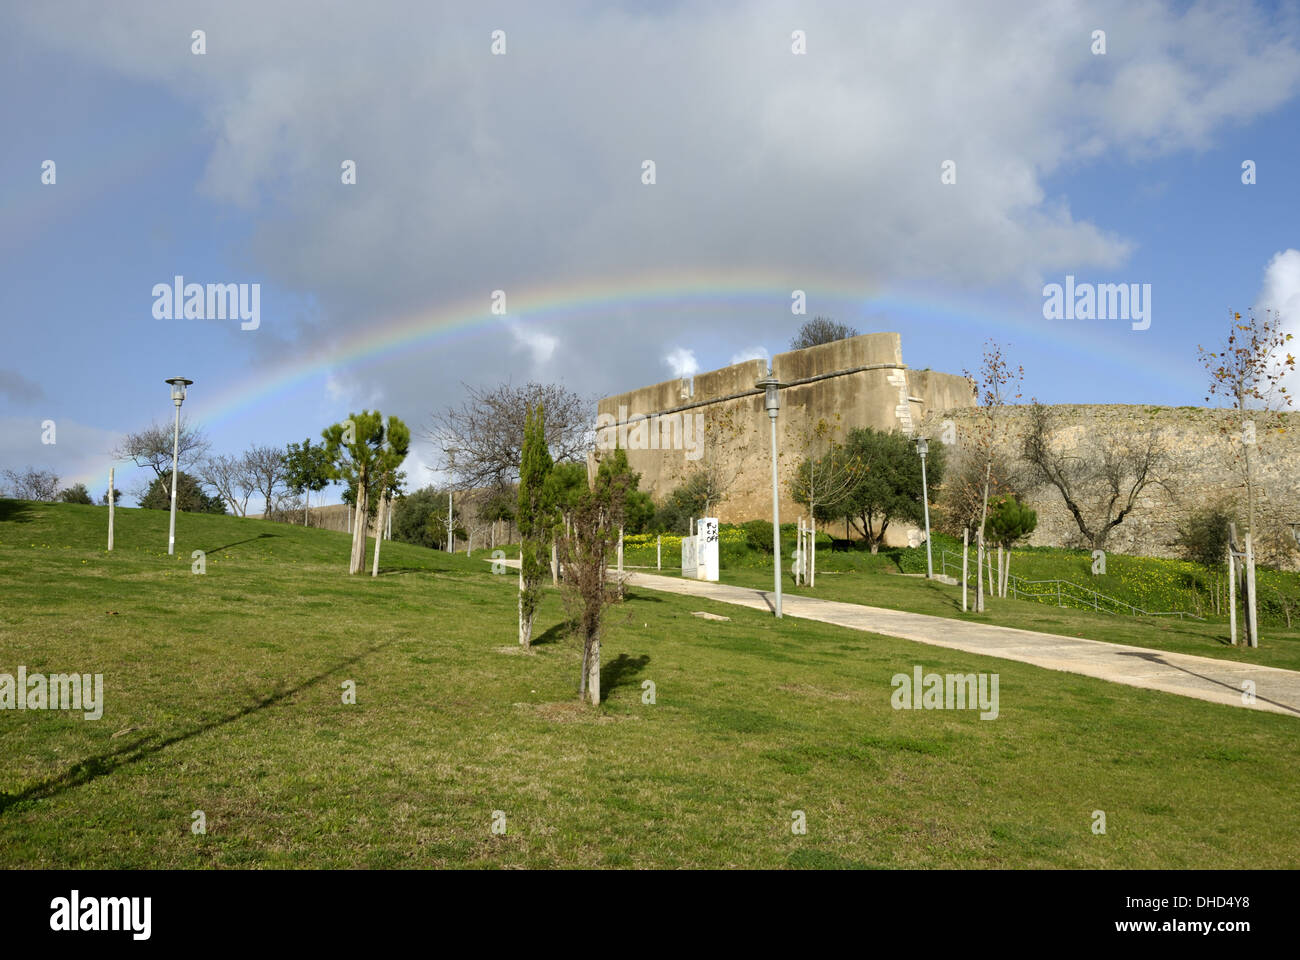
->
[{"left": 2, "top": 1, "right": 1299, "bottom": 503}]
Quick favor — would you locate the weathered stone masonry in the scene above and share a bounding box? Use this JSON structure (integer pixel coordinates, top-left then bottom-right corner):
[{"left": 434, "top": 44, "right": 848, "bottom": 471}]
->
[{"left": 595, "top": 332, "right": 971, "bottom": 543}]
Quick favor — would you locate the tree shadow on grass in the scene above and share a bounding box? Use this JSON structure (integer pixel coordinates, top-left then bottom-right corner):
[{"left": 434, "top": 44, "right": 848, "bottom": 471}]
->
[
  {"left": 531, "top": 622, "right": 567, "bottom": 646},
  {"left": 1114, "top": 649, "right": 1300, "bottom": 716},
  {"left": 201, "top": 532, "right": 279, "bottom": 554},
  {"left": 0, "top": 499, "right": 35, "bottom": 523},
  {"left": 602, "top": 653, "right": 650, "bottom": 696},
  {"left": 0, "top": 639, "right": 393, "bottom": 817},
  {"left": 372, "top": 566, "right": 432, "bottom": 578}
]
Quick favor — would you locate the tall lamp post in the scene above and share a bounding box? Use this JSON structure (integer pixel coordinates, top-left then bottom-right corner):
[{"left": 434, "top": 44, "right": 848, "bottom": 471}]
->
[
  {"left": 164, "top": 377, "right": 193, "bottom": 555},
  {"left": 756, "top": 373, "right": 784, "bottom": 618},
  {"left": 916, "top": 436, "right": 933, "bottom": 579}
]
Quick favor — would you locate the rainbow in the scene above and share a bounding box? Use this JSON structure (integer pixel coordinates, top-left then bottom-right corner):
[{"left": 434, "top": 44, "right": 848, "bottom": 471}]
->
[
  {"left": 69, "top": 266, "right": 1195, "bottom": 489},
  {"left": 194, "top": 265, "right": 883, "bottom": 428},
  {"left": 193, "top": 266, "right": 1173, "bottom": 427}
]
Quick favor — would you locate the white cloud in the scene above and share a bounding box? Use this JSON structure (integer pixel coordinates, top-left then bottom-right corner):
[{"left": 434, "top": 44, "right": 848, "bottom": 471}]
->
[
  {"left": 510, "top": 323, "right": 559, "bottom": 368},
  {"left": 729, "top": 345, "right": 769, "bottom": 366},
  {"left": 10, "top": 1, "right": 1300, "bottom": 411},
  {"left": 400, "top": 448, "right": 444, "bottom": 493},
  {"left": 324, "top": 372, "right": 383, "bottom": 411},
  {"left": 1257, "top": 249, "right": 1300, "bottom": 325},
  {"left": 1256, "top": 248, "right": 1300, "bottom": 391},
  {"left": 664, "top": 347, "right": 699, "bottom": 380}
]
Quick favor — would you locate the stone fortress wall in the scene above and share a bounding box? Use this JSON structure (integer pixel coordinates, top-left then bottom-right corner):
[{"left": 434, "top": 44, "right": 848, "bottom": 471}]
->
[
  {"left": 919, "top": 404, "right": 1300, "bottom": 563},
  {"left": 596, "top": 332, "right": 1300, "bottom": 561},
  {"left": 595, "top": 332, "right": 971, "bottom": 544}
]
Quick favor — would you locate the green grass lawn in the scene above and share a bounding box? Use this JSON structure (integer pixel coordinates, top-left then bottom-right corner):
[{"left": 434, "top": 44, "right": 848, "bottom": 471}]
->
[
  {"left": 2, "top": 499, "right": 1299, "bottom": 868},
  {"left": 703, "top": 562, "right": 1300, "bottom": 673}
]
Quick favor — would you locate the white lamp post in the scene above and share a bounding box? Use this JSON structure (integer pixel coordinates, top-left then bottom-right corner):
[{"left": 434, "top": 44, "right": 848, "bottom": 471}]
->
[
  {"left": 756, "top": 373, "right": 785, "bottom": 618},
  {"left": 164, "top": 377, "right": 192, "bottom": 555},
  {"left": 916, "top": 436, "right": 933, "bottom": 579}
]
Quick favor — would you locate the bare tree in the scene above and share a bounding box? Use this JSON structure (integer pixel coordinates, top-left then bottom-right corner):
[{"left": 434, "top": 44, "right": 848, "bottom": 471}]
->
[
  {"left": 791, "top": 316, "right": 859, "bottom": 349},
  {"left": 2, "top": 467, "right": 60, "bottom": 501},
  {"left": 935, "top": 446, "right": 1026, "bottom": 538},
  {"left": 114, "top": 418, "right": 210, "bottom": 478},
  {"left": 790, "top": 415, "right": 862, "bottom": 585},
  {"left": 1197, "top": 308, "right": 1295, "bottom": 546},
  {"left": 198, "top": 454, "right": 257, "bottom": 517},
  {"left": 431, "top": 382, "right": 592, "bottom": 490},
  {"left": 664, "top": 406, "right": 743, "bottom": 517},
  {"left": 963, "top": 341, "right": 1023, "bottom": 612},
  {"left": 242, "top": 445, "right": 291, "bottom": 517},
  {"left": 1022, "top": 402, "right": 1169, "bottom": 551}
]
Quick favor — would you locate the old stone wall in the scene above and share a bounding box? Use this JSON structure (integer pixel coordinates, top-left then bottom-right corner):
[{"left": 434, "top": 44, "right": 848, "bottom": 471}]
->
[
  {"left": 595, "top": 332, "right": 972, "bottom": 542},
  {"left": 919, "top": 404, "right": 1300, "bottom": 563},
  {"left": 596, "top": 339, "right": 1300, "bottom": 562}
]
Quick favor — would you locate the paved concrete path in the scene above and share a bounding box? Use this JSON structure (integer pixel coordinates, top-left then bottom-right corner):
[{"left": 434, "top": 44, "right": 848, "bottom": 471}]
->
[{"left": 620, "top": 570, "right": 1300, "bottom": 718}]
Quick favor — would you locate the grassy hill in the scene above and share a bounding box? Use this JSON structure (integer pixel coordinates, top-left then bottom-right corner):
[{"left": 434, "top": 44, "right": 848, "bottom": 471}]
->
[
  {"left": 2, "top": 499, "right": 1299, "bottom": 868},
  {"left": 625, "top": 528, "right": 1300, "bottom": 626}
]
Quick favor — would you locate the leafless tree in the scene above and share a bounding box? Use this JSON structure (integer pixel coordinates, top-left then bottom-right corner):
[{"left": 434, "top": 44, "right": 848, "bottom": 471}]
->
[
  {"left": 789, "top": 415, "right": 862, "bottom": 585},
  {"left": 2, "top": 467, "right": 60, "bottom": 501},
  {"left": 242, "top": 444, "right": 291, "bottom": 517},
  {"left": 1197, "top": 308, "right": 1296, "bottom": 544},
  {"left": 1022, "top": 402, "right": 1169, "bottom": 551},
  {"left": 791, "top": 316, "right": 859, "bottom": 349},
  {"left": 963, "top": 341, "right": 1023, "bottom": 611},
  {"left": 664, "top": 406, "right": 743, "bottom": 517},
  {"left": 266, "top": 491, "right": 306, "bottom": 525},
  {"left": 430, "top": 382, "right": 592, "bottom": 490},
  {"left": 935, "top": 446, "right": 1026, "bottom": 538},
  {"left": 198, "top": 454, "right": 256, "bottom": 517},
  {"left": 114, "top": 418, "right": 210, "bottom": 478}
]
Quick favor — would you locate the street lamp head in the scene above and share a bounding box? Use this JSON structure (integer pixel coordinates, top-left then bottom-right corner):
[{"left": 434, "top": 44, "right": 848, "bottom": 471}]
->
[
  {"left": 755, "top": 376, "right": 783, "bottom": 418},
  {"left": 165, "top": 377, "right": 193, "bottom": 406},
  {"left": 915, "top": 436, "right": 929, "bottom": 458}
]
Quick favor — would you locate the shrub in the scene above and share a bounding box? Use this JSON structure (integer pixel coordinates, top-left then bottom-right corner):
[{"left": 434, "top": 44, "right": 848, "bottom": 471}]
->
[
  {"left": 1174, "top": 503, "right": 1236, "bottom": 572},
  {"left": 742, "top": 519, "right": 775, "bottom": 553},
  {"left": 57, "top": 483, "right": 93, "bottom": 505},
  {"left": 139, "top": 471, "right": 226, "bottom": 513},
  {"left": 390, "top": 486, "right": 443, "bottom": 549}
]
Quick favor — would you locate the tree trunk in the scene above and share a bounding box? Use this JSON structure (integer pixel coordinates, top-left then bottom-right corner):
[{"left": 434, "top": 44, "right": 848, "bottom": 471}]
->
[
  {"left": 349, "top": 480, "right": 368, "bottom": 575},
  {"left": 1227, "top": 546, "right": 1238, "bottom": 646},
  {"left": 1245, "top": 533, "right": 1259, "bottom": 648},
  {"left": 962, "top": 527, "right": 969, "bottom": 612},
  {"left": 809, "top": 519, "right": 817, "bottom": 587},
  {"left": 587, "top": 633, "right": 601, "bottom": 705},
  {"left": 518, "top": 560, "right": 530, "bottom": 647},
  {"left": 975, "top": 460, "right": 992, "bottom": 613},
  {"left": 371, "top": 495, "right": 385, "bottom": 577}
]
